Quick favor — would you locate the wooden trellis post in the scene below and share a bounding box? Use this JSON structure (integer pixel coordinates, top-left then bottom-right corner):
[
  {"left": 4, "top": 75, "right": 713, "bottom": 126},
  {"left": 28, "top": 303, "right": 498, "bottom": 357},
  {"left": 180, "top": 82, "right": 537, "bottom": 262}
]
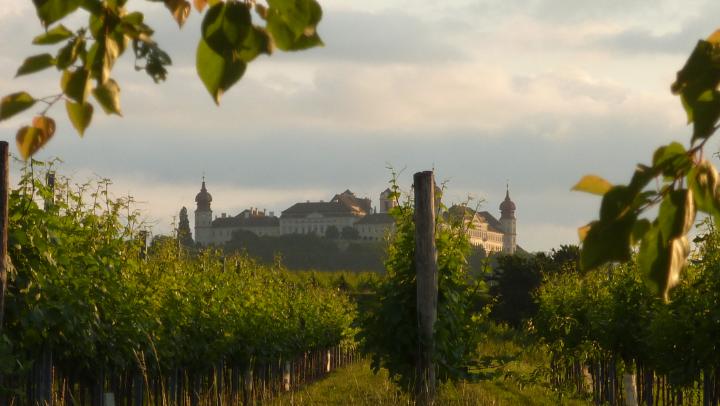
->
[
  {"left": 0, "top": 141, "right": 7, "bottom": 406},
  {"left": 0, "top": 141, "right": 8, "bottom": 334},
  {"left": 413, "top": 171, "right": 438, "bottom": 405}
]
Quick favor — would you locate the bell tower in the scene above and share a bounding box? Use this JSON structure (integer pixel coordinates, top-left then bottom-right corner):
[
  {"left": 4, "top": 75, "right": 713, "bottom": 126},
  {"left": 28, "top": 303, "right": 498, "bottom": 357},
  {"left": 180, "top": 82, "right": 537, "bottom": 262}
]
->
[
  {"left": 379, "top": 188, "right": 396, "bottom": 213},
  {"left": 194, "top": 177, "right": 213, "bottom": 246},
  {"left": 499, "top": 184, "right": 517, "bottom": 254}
]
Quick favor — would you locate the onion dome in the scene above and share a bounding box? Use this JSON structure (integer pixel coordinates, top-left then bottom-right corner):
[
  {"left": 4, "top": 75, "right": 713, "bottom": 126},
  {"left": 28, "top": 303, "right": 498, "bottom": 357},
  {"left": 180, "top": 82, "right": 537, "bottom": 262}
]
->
[
  {"left": 195, "top": 179, "right": 212, "bottom": 211},
  {"left": 500, "top": 185, "right": 515, "bottom": 219}
]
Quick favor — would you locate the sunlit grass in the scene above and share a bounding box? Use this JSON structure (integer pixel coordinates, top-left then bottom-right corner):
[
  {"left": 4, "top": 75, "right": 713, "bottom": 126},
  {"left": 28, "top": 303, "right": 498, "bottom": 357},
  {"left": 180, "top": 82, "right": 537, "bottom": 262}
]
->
[{"left": 267, "top": 325, "right": 590, "bottom": 405}]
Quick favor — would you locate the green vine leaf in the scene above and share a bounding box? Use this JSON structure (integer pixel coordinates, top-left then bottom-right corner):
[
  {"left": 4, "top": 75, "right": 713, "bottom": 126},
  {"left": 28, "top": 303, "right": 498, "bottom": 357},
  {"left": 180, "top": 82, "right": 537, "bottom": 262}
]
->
[
  {"left": 196, "top": 39, "right": 246, "bottom": 105},
  {"left": 61, "top": 69, "right": 91, "bottom": 104},
  {"left": 92, "top": 79, "right": 122, "bottom": 115},
  {"left": 66, "top": 100, "right": 93, "bottom": 136},
  {"left": 0, "top": 92, "right": 36, "bottom": 121},
  {"left": 267, "top": 0, "right": 323, "bottom": 51},
  {"left": 16, "top": 54, "right": 55, "bottom": 77},
  {"left": 237, "top": 26, "right": 272, "bottom": 63},
  {"left": 33, "top": 0, "right": 82, "bottom": 27},
  {"left": 580, "top": 214, "right": 636, "bottom": 271},
  {"left": 201, "top": 1, "right": 251, "bottom": 53},
  {"left": 32, "top": 24, "right": 74, "bottom": 45}
]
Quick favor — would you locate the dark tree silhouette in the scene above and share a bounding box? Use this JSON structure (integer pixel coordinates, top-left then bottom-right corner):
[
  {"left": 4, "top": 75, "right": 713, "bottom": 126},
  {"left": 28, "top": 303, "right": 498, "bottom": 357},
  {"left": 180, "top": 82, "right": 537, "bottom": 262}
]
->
[{"left": 178, "top": 207, "right": 194, "bottom": 247}]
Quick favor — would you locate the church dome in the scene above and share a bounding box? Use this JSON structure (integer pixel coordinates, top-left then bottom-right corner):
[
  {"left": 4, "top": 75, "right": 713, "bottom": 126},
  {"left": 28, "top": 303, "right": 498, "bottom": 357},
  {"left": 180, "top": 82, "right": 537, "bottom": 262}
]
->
[
  {"left": 499, "top": 187, "right": 515, "bottom": 218},
  {"left": 500, "top": 193, "right": 515, "bottom": 212},
  {"left": 195, "top": 180, "right": 212, "bottom": 211}
]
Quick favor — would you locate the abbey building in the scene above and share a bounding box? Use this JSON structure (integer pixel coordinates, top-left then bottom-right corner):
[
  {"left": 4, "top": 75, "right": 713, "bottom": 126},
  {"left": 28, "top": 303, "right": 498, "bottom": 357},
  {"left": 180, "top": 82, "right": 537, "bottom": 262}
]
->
[{"left": 193, "top": 180, "right": 518, "bottom": 254}]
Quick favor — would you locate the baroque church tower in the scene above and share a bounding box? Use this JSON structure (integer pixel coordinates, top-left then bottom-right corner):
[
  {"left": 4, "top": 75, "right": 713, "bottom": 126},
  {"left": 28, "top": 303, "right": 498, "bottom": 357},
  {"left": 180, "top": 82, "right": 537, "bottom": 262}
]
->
[
  {"left": 194, "top": 178, "right": 213, "bottom": 246},
  {"left": 379, "top": 188, "right": 396, "bottom": 213},
  {"left": 499, "top": 185, "right": 517, "bottom": 254}
]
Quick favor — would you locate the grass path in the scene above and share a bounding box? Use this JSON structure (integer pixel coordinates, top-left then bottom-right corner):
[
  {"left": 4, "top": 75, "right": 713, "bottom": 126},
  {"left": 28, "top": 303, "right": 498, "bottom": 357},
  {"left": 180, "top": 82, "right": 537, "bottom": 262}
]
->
[{"left": 268, "top": 327, "right": 591, "bottom": 405}]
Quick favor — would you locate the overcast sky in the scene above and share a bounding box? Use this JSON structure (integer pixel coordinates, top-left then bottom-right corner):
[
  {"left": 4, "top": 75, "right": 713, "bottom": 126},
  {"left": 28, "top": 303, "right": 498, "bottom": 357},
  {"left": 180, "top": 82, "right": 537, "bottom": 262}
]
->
[{"left": 1, "top": 0, "right": 719, "bottom": 252}]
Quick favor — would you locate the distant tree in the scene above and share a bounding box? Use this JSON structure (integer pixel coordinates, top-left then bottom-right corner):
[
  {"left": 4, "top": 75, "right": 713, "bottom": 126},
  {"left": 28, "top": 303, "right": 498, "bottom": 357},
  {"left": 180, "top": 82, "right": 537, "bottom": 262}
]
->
[
  {"left": 467, "top": 245, "right": 488, "bottom": 277},
  {"left": 223, "top": 230, "right": 384, "bottom": 271},
  {"left": 550, "top": 244, "right": 581, "bottom": 274},
  {"left": 489, "top": 253, "right": 549, "bottom": 327},
  {"left": 341, "top": 226, "right": 359, "bottom": 240},
  {"left": 177, "top": 206, "right": 194, "bottom": 247},
  {"left": 335, "top": 274, "right": 350, "bottom": 292},
  {"left": 325, "top": 225, "right": 340, "bottom": 239},
  {"left": 148, "top": 234, "right": 177, "bottom": 256}
]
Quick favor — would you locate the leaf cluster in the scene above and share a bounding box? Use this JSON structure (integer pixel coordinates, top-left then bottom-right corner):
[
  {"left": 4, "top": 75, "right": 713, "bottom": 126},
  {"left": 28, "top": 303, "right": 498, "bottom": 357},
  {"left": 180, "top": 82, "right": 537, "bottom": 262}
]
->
[
  {"left": 0, "top": 0, "right": 324, "bottom": 159},
  {"left": 574, "top": 31, "right": 720, "bottom": 300}
]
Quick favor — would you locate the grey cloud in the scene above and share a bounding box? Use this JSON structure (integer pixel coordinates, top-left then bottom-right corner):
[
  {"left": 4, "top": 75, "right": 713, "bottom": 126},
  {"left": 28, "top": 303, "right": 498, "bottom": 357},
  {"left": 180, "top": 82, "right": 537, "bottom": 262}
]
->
[
  {"left": 588, "top": 2, "right": 720, "bottom": 55},
  {"left": 591, "top": 27, "right": 703, "bottom": 55}
]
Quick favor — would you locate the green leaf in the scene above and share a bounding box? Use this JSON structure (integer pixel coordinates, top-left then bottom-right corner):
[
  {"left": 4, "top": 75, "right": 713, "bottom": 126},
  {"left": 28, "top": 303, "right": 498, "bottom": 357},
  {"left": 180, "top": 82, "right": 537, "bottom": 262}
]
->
[
  {"left": 61, "top": 69, "right": 91, "bottom": 104},
  {"left": 652, "top": 142, "right": 691, "bottom": 178},
  {"left": 56, "top": 37, "right": 84, "bottom": 69},
  {"left": 16, "top": 54, "right": 55, "bottom": 77},
  {"left": 639, "top": 222, "right": 689, "bottom": 301},
  {"left": 266, "top": 0, "right": 323, "bottom": 51},
  {"left": 628, "top": 164, "right": 659, "bottom": 193},
  {"left": 237, "top": 26, "right": 272, "bottom": 62},
  {"left": 0, "top": 92, "right": 36, "bottom": 121},
  {"left": 201, "top": 1, "right": 251, "bottom": 53},
  {"left": 79, "top": 0, "right": 103, "bottom": 15},
  {"left": 631, "top": 219, "right": 651, "bottom": 245},
  {"left": 580, "top": 213, "right": 636, "bottom": 270},
  {"left": 33, "top": 24, "right": 74, "bottom": 45},
  {"left": 657, "top": 188, "right": 695, "bottom": 240},
  {"left": 92, "top": 79, "right": 122, "bottom": 115},
  {"left": 196, "top": 38, "right": 246, "bottom": 105},
  {"left": 691, "top": 90, "right": 720, "bottom": 141},
  {"left": 66, "top": 101, "right": 93, "bottom": 136},
  {"left": 671, "top": 40, "right": 720, "bottom": 136},
  {"left": 33, "top": 0, "right": 81, "bottom": 27},
  {"left": 267, "top": 11, "right": 322, "bottom": 51},
  {"left": 121, "top": 11, "right": 144, "bottom": 26},
  {"left": 599, "top": 186, "right": 634, "bottom": 222},
  {"left": 86, "top": 37, "right": 120, "bottom": 84},
  {"left": 267, "top": 0, "right": 314, "bottom": 36},
  {"left": 572, "top": 175, "right": 612, "bottom": 196}
]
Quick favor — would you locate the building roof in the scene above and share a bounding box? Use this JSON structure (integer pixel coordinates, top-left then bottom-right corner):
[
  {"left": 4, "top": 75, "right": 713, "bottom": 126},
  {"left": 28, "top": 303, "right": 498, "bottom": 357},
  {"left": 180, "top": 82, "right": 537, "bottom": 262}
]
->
[
  {"left": 477, "top": 211, "right": 504, "bottom": 234},
  {"left": 355, "top": 213, "right": 394, "bottom": 225},
  {"left": 281, "top": 190, "right": 372, "bottom": 219},
  {"left": 281, "top": 201, "right": 359, "bottom": 218},
  {"left": 446, "top": 205, "right": 505, "bottom": 234},
  {"left": 331, "top": 190, "right": 372, "bottom": 214},
  {"left": 212, "top": 213, "right": 279, "bottom": 228}
]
